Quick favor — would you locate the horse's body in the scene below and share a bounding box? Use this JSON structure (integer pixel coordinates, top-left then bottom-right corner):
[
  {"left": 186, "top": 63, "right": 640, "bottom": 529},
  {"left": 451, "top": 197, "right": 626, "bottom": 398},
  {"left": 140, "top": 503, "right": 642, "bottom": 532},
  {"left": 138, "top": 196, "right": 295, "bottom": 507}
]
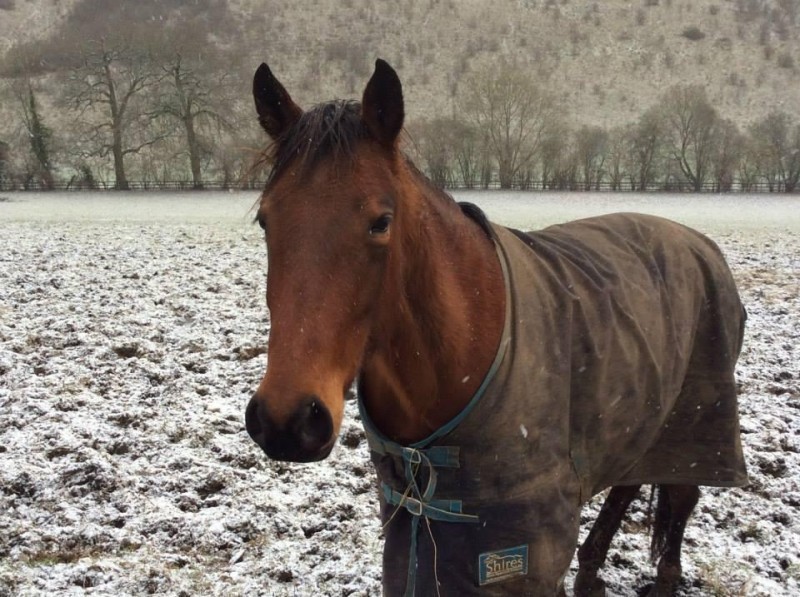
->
[
  {"left": 244, "top": 60, "right": 747, "bottom": 596},
  {"left": 365, "top": 210, "right": 747, "bottom": 595}
]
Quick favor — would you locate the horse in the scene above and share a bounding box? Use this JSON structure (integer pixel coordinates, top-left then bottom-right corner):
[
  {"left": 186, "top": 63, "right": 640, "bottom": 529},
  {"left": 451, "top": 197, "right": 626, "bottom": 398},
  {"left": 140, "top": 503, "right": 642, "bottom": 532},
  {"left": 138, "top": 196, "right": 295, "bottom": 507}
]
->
[{"left": 244, "top": 59, "right": 748, "bottom": 596}]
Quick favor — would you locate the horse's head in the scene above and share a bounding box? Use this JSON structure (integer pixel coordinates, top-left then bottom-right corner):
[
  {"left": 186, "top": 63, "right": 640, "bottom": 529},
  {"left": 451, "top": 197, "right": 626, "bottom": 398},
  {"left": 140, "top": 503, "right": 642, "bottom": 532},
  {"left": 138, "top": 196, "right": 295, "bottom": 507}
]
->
[{"left": 245, "top": 60, "right": 405, "bottom": 462}]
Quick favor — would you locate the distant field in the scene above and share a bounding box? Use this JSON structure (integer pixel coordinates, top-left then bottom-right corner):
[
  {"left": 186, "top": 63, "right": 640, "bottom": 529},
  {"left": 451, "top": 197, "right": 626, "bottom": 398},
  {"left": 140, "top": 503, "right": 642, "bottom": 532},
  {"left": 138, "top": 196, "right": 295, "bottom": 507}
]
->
[{"left": 2, "top": 190, "right": 800, "bottom": 231}]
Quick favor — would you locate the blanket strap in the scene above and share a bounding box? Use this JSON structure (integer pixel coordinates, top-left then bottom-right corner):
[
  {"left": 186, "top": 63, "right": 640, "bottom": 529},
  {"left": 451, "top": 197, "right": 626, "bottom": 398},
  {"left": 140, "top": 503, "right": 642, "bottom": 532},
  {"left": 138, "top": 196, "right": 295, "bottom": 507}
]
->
[{"left": 376, "top": 445, "right": 479, "bottom": 597}]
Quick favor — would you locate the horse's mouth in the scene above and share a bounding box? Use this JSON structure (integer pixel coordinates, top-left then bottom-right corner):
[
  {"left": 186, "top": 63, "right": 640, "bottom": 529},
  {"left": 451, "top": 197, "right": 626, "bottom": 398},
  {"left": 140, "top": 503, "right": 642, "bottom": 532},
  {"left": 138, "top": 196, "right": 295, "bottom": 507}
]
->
[
  {"left": 264, "top": 441, "right": 336, "bottom": 463},
  {"left": 249, "top": 429, "right": 337, "bottom": 463}
]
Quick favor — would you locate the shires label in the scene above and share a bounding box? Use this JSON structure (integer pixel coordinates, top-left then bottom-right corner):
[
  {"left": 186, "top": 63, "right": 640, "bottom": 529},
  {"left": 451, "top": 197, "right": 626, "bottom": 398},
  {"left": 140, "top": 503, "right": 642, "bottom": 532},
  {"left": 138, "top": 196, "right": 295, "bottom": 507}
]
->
[{"left": 478, "top": 544, "right": 528, "bottom": 585}]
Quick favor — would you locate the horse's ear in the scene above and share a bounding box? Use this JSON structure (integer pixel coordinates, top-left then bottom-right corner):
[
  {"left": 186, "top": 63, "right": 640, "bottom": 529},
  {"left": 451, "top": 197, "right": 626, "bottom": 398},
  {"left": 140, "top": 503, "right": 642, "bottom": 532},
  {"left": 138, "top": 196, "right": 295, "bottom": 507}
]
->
[
  {"left": 362, "top": 59, "right": 404, "bottom": 148},
  {"left": 253, "top": 62, "right": 303, "bottom": 141}
]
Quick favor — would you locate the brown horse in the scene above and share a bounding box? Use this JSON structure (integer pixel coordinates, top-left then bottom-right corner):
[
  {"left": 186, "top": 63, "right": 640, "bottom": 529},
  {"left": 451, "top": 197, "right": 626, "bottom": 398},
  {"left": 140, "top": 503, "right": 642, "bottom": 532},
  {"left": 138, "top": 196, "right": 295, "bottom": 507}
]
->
[{"left": 244, "top": 59, "right": 748, "bottom": 596}]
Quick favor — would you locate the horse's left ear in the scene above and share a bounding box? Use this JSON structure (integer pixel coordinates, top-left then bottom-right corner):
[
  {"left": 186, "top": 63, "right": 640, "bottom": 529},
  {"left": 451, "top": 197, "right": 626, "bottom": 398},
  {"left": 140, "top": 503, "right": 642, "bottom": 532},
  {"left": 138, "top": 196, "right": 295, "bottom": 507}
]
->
[
  {"left": 253, "top": 62, "right": 303, "bottom": 141},
  {"left": 362, "top": 59, "right": 404, "bottom": 148}
]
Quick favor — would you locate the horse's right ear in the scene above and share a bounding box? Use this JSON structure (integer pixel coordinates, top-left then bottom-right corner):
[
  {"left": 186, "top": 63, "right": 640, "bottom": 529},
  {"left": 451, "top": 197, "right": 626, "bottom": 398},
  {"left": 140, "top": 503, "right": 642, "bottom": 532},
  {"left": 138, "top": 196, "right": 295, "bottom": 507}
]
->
[
  {"left": 362, "top": 59, "right": 404, "bottom": 148},
  {"left": 253, "top": 63, "right": 303, "bottom": 141}
]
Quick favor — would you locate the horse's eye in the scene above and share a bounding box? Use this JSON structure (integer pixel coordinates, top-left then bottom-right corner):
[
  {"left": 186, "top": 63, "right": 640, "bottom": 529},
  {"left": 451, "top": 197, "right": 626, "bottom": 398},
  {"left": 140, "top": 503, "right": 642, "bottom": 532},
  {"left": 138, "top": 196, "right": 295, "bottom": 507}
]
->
[
  {"left": 256, "top": 214, "right": 266, "bottom": 230},
  {"left": 369, "top": 214, "right": 392, "bottom": 236}
]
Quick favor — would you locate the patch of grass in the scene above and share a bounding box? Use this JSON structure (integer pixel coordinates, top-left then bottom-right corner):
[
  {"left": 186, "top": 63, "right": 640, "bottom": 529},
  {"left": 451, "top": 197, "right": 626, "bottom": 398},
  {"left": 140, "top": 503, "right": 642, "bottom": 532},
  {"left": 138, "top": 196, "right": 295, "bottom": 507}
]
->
[
  {"left": 696, "top": 561, "right": 753, "bottom": 596},
  {"left": 22, "top": 541, "right": 139, "bottom": 566},
  {"left": 737, "top": 522, "right": 765, "bottom": 543}
]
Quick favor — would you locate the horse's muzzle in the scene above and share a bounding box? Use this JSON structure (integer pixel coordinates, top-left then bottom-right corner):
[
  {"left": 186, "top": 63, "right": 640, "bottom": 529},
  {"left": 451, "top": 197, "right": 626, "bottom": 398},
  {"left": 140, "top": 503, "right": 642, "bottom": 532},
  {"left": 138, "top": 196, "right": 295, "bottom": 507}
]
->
[{"left": 245, "top": 394, "right": 335, "bottom": 462}]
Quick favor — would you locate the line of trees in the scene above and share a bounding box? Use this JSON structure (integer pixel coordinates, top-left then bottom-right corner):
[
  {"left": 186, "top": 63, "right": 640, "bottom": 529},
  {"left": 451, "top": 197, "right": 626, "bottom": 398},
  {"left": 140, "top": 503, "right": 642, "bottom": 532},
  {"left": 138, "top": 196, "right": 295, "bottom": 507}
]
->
[
  {"left": 408, "top": 62, "right": 800, "bottom": 193},
  {"left": 0, "top": 9, "right": 255, "bottom": 192},
  {"left": 2, "top": 56, "right": 799, "bottom": 193}
]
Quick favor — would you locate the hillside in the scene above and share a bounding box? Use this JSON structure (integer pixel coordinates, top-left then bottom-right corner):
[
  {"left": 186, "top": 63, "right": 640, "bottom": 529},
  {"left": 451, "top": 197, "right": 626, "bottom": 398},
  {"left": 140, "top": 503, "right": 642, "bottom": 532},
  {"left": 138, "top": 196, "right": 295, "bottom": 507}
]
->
[
  {"left": 236, "top": 0, "right": 800, "bottom": 130},
  {"left": 0, "top": 0, "right": 79, "bottom": 53},
  {"left": 1, "top": 0, "right": 798, "bottom": 129},
  {"left": 2, "top": 0, "right": 800, "bottom": 128}
]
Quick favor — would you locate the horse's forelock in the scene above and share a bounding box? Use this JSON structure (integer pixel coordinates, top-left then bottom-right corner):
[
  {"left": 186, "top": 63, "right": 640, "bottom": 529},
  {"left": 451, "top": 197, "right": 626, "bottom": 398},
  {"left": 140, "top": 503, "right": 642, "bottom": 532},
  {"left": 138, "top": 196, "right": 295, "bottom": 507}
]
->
[{"left": 267, "top": 100, "right": 367, "bottom": 186}]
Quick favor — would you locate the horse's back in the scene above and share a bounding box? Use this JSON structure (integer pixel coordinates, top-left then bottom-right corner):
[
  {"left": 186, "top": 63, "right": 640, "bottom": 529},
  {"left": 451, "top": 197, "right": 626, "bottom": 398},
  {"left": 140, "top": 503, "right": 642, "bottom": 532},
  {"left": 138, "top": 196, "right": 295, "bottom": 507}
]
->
[
  {"left": 499, "top": 212, "right": 747, "bottom": 497},
  {"left": 525, "top": 212, "right": 745, "bottom": 368},
  {"left": 529, "top": 212, "right": 746, "bottom": 375}
]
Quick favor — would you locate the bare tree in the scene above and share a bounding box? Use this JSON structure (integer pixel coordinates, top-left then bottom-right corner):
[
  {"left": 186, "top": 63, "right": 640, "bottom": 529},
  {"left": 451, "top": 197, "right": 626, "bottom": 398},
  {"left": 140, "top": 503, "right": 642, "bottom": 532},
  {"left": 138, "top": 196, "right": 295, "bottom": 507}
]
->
[
  {"left": 216, "top": 132, "right": 265, "bottom": 190},
  {"left": 659, "top": 85, "right": 719, "bottom": 191},
  {"left": 749, "top": 110, "right": 800, "bottom": 192},
  {"left": 549, "top": 131, "right": 579, "bottom": 190},
  {"left": 575, "top": 125, "right": 608, "bottom": 190},
  {"left": 153, "top": 51, "right": 237, "bottom": 189},
  {"left": 605, "top": 127, "right": 629, "bottom": 191},
  {"left": 478, "top": 131, "right": 494, "bottom": 189},
  {"left": 711, "top": 119, "right": 743, "bottom": 192},
  {"left": 539, "top": 126, "right": 569, "bottom": 190},
  {"left": 409, "top": 117, "right": 457, "bottom": 188},
  {"left": 64, "top": 39, "right": 165, "bottom": 190},
  {"left": 628, "top": 106, "right": 664, "bottom": 191},
  {"left": 461, "top": 62, "right": 558, "bottom": 188},
  {"left": 12, "top": 81, "right": 55, "bottom": 189},
  {"left": 0, "top": 140, "right": 9, "bottom": 189},
  {"left": 451, "top": 120, "right": 482, "bottom": 189},
  {"left": 737, "top": 136, "right": 761, "bottom": 192}
]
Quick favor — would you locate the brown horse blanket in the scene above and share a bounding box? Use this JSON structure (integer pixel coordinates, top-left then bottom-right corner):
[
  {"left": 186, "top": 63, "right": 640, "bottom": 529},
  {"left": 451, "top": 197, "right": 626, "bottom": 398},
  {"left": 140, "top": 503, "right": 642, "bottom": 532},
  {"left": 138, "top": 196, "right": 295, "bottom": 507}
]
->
[{"left": 359, "top": 212, "right": 747, "bottom": 596}]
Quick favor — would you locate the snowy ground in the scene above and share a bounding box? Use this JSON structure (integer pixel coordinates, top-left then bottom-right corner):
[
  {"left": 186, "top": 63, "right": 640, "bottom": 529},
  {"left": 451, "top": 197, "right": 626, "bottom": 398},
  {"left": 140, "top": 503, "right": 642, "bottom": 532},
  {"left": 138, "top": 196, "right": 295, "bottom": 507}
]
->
[{"left": 0, "top": 192, "right": 798, "bottom": 596}]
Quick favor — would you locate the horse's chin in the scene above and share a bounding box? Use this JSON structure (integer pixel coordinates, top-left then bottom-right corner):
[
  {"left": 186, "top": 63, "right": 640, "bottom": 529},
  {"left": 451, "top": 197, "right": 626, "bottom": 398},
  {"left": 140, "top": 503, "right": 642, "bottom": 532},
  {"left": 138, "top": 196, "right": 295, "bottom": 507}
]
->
[
  {"left": 300, "top": 439, "right": 337, "bottom": 463},
  {"left": 264, "top": 436, "right": 337, "bottom": 463}
]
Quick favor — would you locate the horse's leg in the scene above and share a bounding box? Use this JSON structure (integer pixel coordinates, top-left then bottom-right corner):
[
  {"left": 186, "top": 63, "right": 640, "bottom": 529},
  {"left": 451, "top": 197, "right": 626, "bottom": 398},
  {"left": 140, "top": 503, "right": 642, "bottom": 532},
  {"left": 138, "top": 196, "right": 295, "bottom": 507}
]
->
[
  {"left": 648, "top": 484, "right": 700, "bottom": 597},
  {"left": 574, "top": 485, "right": 641, "bottom": 597}
]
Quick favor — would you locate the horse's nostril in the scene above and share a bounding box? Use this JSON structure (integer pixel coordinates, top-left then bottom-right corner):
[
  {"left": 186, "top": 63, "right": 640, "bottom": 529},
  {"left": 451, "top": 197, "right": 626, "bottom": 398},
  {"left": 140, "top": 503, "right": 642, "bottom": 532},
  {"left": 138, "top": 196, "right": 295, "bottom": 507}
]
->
[
  {"left": 245, "top": 397, "right": 263, "bottom": 439},
  {"left": 245, "top": 393, "right": 334, "bottom": 461},
  {"left": 294, "top": 396, "right": 333, "bottom": 453}
]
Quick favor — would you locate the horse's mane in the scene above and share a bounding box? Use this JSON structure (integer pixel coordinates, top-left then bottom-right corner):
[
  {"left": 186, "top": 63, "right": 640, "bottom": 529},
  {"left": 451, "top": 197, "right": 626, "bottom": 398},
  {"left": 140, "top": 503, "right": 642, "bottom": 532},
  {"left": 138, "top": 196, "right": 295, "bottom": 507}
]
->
[{"left": 266, "top": 100, "right": 367, "bottom": 186}]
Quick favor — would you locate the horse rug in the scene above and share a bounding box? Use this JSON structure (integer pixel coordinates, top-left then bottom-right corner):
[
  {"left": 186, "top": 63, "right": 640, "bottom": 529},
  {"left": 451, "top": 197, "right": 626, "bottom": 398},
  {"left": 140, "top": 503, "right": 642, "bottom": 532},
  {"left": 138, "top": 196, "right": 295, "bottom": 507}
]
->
[{"left": 358, "top": 211, "right": 748, "bottom": 596}]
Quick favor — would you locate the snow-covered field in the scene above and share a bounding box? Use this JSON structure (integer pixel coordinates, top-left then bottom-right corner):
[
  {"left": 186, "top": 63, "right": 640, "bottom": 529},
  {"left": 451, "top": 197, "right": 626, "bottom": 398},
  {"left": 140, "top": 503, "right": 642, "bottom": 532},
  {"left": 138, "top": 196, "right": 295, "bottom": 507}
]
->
[{"left": 1, "top": 191, "right": 798, "bottom": 596}]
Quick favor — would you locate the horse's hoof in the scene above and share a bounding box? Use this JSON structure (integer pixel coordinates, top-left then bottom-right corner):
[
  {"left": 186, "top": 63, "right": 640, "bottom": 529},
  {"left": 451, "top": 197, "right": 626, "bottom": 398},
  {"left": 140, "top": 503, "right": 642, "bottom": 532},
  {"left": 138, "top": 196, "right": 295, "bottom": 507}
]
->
[{"left": 574, "top": 573, "right": 607, "bottom": 597}]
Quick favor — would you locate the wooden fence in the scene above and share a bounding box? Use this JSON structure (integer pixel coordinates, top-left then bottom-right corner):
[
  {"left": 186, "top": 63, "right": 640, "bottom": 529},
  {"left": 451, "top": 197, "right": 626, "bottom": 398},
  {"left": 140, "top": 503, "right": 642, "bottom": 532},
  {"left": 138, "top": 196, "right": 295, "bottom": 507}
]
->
[{"left": 1, "top": 177, "right": 797, "bottom": 193}]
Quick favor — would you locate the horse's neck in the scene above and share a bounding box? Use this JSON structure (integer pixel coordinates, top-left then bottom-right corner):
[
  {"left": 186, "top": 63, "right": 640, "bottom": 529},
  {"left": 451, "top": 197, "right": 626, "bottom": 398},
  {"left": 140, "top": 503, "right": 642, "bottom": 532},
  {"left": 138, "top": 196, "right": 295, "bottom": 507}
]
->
[{"left": 360, "top": 179, "right": 505, "bottom": 445}]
